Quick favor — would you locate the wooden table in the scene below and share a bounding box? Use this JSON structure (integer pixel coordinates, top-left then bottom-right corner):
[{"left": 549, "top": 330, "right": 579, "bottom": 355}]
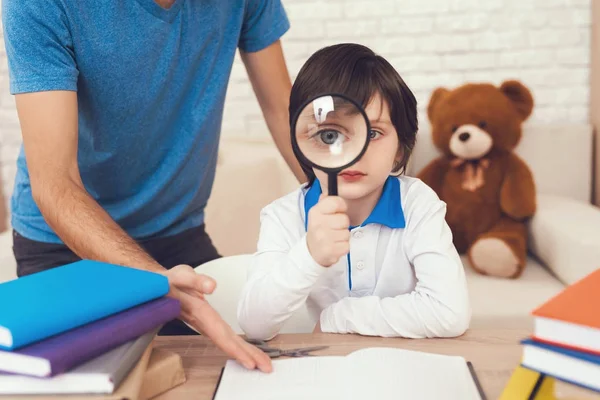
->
[{"left": 152, "top": 318, "right": 599, "bottom": 400}]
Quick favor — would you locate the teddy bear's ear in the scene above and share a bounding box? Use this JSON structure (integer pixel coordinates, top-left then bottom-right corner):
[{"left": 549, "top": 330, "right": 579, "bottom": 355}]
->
[
  {"left": 427, "top": 87, "right": 449, "bottom": 122},
  {"left": 500, "top": 80, "right": 534, "bottom": 121}
]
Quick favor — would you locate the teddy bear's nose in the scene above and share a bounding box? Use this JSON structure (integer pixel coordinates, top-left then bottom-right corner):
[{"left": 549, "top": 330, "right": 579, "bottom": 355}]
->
[{"left": 458, "top": 132, "right": 470, "bottom": 142}]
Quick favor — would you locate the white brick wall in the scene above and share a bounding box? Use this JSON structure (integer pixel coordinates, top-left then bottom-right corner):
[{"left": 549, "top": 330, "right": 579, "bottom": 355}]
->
[
  {"left": 0, "top": 0, "right": 592, "bottom": 208},
  {"left": 224, "top": 0, "right": 591, "bottom": 145}
]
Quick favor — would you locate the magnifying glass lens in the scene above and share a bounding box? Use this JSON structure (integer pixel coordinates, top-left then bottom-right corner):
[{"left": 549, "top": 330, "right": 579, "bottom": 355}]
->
[{"left": 294, "top": 95, "right": 369, "bottom": 170}]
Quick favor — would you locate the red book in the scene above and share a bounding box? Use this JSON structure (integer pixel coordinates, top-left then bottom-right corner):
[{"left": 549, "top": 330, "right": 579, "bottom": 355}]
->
[{"left": 531, "top": 269, "right": 600, "bottom": 355}]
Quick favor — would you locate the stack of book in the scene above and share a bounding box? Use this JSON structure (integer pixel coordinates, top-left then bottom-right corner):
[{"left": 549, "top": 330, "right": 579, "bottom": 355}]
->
[
  {"left": 519, "top": 268, "right": 600, "bottom": 394},
  {"left": 0, "top": 259, "right": 185, "bottom": 397}
]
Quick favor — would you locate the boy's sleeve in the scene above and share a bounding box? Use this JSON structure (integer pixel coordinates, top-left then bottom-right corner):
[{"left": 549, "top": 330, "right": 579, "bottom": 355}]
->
[
  {"left": 2, "top": 0, "right": 79, "bottom": 94},
  {"left": 238, "top": 0, "right": 290, "bottom": 53},
  {"left": 319, "top": 185, "right": 472, "bottom": 338},
  {"left": 237, "top": 206, "right": 326, "bottom": 340}
]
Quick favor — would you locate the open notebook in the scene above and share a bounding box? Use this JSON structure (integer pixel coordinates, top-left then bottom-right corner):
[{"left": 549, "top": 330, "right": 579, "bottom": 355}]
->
[{"left": 213, "top": 347, "right": 485, "bottom": 400}]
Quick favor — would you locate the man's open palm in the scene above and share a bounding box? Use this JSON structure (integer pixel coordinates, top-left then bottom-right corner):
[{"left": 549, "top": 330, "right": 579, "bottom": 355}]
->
[{"left": 164, "top": 265, "right": 272, "bottom": 372}]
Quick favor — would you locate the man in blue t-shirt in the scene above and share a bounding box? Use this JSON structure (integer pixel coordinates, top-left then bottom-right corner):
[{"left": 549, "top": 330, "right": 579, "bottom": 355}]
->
[{"left": 2, "top": 0, "right": 304, "bottom": 372}]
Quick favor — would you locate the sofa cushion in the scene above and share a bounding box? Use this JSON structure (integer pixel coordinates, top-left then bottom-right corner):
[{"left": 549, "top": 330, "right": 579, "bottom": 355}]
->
[
  {"left": 463, "top": 255, "right": 564, "bottom": 320},
  {"left": 529, "top": 194, "right": 600, "bottom": 286}
]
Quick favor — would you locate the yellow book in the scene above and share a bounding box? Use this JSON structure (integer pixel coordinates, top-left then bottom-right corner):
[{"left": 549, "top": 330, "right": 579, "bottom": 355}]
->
[{"left": 500, "top": 365, "right": 556, "bottom": 400}]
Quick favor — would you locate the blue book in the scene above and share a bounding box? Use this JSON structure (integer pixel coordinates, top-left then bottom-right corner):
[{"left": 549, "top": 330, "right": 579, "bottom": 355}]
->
[
  {"left": 521, "top": 338, "right": 600, "bottom": 393},
  {"left": 0, "top": 260, "right": 169, "bottom": 351}
]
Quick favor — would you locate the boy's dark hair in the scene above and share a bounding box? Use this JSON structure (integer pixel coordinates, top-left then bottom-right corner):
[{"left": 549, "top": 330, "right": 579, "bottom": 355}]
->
[{"left": 289, "top": 43, "right": 418, "bottom": 185}]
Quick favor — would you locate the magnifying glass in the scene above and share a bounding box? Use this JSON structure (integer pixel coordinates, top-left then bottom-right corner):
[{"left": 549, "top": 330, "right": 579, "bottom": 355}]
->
[{"left": 291, "top": 93, "right": 371, "bottom": 196}]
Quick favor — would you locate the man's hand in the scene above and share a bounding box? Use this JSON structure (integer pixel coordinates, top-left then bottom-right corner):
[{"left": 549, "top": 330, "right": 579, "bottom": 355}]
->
[
  {"left": 164, "top": 265, "right": 272, "bottom": 373},
  {"left": 306, "top": 196, "right": 350, "bottom": 267},
  {"left": 313, "top": 322, "right": 322, "bottom": 333}
]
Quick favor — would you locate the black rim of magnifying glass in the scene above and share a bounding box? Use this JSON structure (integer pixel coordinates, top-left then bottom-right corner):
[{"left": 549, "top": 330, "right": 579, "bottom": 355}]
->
[{"left": 290, "top": 92, "right": 372, "bottom": 175}]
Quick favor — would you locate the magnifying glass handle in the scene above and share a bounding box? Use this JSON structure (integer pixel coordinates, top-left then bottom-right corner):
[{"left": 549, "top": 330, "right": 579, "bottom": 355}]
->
[{"left": 328, "top": 172, "right": 338, "bottom": 196}]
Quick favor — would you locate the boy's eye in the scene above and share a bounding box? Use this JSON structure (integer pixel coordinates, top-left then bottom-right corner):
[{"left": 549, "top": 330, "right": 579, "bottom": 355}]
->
[
  {"left": 369, "top": 130, "right": 383, "bottom": 140},
  {"left": 307, "top": 128, "right": 348, "bottom": 149},
  {"left": 319, "top": 129, "right": 340, "bottom": 145}
]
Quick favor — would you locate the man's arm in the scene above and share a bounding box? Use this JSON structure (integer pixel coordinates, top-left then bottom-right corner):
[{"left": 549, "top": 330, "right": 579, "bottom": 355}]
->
[
  {"left": 14, "top": 90, "right": 272, "bottom": 372},
  {"left": 240, "top": 41, "right": 306, "bottom": 183},
  {"left": 16, "top": 91, "right": 162, "bottom": 272}
]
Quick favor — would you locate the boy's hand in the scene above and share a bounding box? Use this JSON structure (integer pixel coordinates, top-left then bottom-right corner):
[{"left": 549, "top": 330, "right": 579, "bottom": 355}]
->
[{"left": 306, "top": 196, "right": 350, "bottom": 267}]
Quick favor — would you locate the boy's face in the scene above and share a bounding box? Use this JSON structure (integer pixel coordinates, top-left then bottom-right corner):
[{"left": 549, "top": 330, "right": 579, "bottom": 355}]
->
[{"left": 314, "top": 93, "right": 400, "bottom": 201}]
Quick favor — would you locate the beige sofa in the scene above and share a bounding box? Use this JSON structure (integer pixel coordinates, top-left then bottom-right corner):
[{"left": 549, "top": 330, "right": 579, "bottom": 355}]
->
[{"left": 198, "top": 123, "right": 600, "bottom": 333}]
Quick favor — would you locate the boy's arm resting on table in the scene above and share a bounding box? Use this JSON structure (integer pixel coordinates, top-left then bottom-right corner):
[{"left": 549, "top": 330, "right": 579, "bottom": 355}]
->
[
  {"left": 238, "top": 209, "right": 326, "bottom": 340},
  {"left": 319, "top": 191, "right": 471, "bottom": 338}
]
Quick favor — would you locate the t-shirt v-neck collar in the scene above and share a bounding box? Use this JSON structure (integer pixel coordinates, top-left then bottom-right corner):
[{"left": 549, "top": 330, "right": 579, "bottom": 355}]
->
[{"left": 135, "top": 0, "right": 184, "bottom": 23}]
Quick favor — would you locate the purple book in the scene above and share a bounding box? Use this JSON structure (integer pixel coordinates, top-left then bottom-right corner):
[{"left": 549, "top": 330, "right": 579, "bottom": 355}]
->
[{"left": 0, "top": 296, "right": 180, "bottom": 377}]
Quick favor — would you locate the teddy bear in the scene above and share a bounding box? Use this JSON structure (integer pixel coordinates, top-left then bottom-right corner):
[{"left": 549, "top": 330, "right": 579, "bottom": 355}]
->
[{"left": 417, "top": 80, "right": 536, "bottom": 279}]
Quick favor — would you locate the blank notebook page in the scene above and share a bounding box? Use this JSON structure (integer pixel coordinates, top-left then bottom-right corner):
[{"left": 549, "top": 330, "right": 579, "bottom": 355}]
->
[
  {"left": 214, "top": 347, "right": 482, "bottom": 400},
  {"left": 348, "top": 347, "right": 481, "bottom": 399},
  {"left": 215, "top": 357, "right": 346, "bottom": 400}
]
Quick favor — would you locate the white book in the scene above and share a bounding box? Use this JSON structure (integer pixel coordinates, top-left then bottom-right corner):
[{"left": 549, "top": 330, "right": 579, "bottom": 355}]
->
[
  {"left": 0, "top": 330, "right": 156, "bottom": 395},
  {"left": 213, "top": 347, "right": 485, "bottom": 400},
  {"left": 521, "top": 339, "right": 600, "bottom": 393}
]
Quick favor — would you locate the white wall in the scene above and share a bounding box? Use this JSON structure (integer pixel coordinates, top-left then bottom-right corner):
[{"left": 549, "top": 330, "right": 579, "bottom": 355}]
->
[{"left": 0, "top": 0, "right": 592, "bottom": 205}]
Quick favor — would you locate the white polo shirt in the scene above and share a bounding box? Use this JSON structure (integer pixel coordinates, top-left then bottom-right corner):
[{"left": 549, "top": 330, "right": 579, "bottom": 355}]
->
[{"left": 237, "top": 176, "right": 471, "bottom": 340}]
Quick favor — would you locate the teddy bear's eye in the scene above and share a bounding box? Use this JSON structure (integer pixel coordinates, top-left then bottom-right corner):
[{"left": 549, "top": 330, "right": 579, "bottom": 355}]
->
[
  {"left": 478, "top": 121, "right": 487, "bottom": 129},
  {"left": 451, "top": 125, "right": 458, "bottom": 133}
]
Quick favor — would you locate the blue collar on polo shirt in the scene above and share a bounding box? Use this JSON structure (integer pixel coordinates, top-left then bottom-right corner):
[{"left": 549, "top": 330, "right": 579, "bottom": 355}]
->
[{"left": 303, "top": 176, "right": 406, "bottom": 231}]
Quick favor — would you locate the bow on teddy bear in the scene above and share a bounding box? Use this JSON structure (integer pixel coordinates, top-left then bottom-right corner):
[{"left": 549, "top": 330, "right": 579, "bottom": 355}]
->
[{"left": 417, "top": 80, "right": 536, "bottom": 279}]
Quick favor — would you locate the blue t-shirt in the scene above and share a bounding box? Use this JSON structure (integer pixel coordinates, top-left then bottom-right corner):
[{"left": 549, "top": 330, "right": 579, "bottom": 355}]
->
[{"left": 2, "top": 0, "right": 289, "bottom": 243}]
